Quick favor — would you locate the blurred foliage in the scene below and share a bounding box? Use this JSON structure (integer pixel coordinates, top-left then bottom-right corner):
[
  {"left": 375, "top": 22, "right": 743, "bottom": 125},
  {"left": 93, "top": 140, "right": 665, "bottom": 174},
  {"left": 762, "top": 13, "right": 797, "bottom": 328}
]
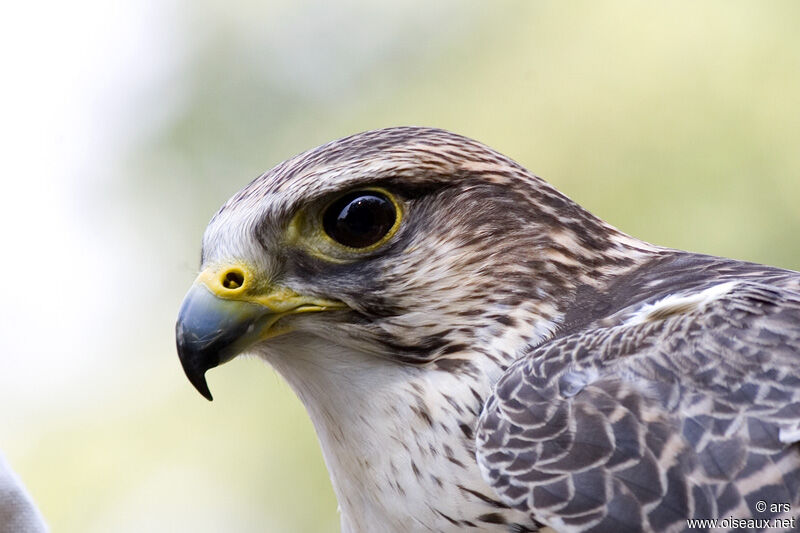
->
[{"left": 7, "top": 1, "right": 800, "bottom": 532}]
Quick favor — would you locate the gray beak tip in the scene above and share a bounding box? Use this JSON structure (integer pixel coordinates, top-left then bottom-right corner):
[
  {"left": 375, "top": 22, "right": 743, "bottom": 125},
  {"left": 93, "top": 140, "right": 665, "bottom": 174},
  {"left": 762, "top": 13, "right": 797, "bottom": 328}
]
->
[
  {"left": 187, "top": 366, "right": 214, "bottom": 402},
  {"left": 176, "top": 328, "right": 216, "bottom": 401},
  {"left": 175, "top": 282, "right": 268, "bottom": 403}
]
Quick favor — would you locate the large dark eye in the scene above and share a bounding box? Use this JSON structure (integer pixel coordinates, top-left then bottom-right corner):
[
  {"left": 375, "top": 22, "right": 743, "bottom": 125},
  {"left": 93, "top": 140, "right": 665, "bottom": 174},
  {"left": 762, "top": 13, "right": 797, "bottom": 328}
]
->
[{"left": 323, "top": 191, "right": 397, "bottom": 248}]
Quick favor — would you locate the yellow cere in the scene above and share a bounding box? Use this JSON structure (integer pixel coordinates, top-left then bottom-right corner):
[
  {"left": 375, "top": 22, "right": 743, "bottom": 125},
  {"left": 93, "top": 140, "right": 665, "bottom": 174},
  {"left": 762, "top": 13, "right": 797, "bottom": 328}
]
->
[{"left": 195, "top": 262, "right": 346, "bottom": 314}]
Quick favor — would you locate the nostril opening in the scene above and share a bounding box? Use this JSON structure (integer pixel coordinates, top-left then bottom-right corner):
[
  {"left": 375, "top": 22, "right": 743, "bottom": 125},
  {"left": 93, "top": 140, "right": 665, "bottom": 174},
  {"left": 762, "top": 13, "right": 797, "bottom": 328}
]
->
[{"left": 221, "top": 269, "right": 245, "bottom": 290}]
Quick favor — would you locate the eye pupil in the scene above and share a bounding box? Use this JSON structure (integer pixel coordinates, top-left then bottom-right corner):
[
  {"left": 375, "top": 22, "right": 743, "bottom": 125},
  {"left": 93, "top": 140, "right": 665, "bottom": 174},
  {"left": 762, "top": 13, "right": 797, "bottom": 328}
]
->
[{"left": 323, "top": 191, "right": 397, "bottom": 248}]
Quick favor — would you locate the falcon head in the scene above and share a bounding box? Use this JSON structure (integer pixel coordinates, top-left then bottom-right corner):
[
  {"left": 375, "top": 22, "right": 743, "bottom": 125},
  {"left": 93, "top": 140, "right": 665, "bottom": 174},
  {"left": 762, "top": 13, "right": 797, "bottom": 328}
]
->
[{"left": 176, "top": 127, "right": 637, "bottom": 400}]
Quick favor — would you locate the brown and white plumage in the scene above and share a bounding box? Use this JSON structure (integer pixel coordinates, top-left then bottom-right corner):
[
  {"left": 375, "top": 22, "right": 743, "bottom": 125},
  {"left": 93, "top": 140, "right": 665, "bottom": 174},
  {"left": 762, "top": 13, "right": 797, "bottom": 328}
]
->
[
  {"left": 176, "top": 127, "right": 800, "bottom": 532},
  {"left": 478, "top": 257, "right": 800, "bottom": 532}
]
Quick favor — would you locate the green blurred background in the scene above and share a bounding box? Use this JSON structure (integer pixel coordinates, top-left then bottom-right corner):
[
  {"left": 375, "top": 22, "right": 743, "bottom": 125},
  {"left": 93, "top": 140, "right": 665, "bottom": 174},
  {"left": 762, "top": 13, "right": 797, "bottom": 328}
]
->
[{"left": 1, "top": 1, "right": 799, "bottom": 531}]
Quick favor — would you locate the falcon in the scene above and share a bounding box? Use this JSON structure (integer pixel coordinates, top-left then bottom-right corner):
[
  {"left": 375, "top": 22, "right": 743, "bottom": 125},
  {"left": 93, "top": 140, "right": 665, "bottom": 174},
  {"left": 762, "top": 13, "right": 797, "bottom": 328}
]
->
[{"left": 176, "top": 127, "right": 800, "bottom": 532}]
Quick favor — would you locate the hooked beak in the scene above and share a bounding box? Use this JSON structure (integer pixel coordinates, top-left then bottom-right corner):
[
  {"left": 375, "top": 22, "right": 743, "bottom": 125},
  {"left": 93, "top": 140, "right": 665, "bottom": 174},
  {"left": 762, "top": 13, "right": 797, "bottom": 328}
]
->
[{"left": 175, "top": 262, "right": 344, "bottom": 400}]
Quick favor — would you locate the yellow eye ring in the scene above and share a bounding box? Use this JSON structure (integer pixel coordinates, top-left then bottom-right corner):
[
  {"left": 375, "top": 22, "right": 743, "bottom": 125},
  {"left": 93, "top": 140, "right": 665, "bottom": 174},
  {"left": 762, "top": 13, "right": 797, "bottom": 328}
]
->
[{"left": 319, "top": 187, "right": 403, "bottom": 253}]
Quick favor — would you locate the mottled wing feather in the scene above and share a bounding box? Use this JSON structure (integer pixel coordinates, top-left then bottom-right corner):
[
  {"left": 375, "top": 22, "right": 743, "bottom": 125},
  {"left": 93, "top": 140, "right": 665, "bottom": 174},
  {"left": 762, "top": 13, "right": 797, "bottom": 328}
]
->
[{"left": 476, "top": 281, "right": 800, "bottom": 532}]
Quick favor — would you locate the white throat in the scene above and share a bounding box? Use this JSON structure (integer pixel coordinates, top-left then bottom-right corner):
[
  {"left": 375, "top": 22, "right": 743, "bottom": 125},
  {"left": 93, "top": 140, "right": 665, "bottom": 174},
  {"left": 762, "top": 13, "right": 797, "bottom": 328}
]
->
[{"left": 261, "top": 333, "right": 532, "bottom": 533}]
